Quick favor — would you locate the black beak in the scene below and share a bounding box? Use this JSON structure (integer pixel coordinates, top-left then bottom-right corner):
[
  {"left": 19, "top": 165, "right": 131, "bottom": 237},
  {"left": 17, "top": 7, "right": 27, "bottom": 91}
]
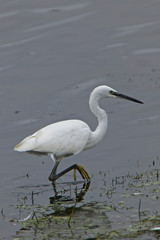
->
[{"left": 112, "top": 92, "right": 143, "bottom": 104}]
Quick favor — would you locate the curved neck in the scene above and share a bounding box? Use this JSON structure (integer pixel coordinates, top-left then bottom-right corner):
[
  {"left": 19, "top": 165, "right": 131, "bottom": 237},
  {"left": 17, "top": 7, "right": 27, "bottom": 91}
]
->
[{"left": 86, "top": 91, "right": 108, "bottom": 149}]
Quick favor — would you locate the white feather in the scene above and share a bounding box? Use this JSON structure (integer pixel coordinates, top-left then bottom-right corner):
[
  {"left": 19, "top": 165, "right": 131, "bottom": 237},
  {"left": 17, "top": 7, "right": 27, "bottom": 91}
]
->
[{"left": 14, "top": 120, "right": 91, "bottom": 157}]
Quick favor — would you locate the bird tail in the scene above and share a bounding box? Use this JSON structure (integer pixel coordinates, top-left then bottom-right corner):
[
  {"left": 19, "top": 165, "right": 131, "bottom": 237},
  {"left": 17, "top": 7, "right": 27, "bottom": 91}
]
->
[{"left": 14, "top": 135, "right": 36, "bottom": 152}]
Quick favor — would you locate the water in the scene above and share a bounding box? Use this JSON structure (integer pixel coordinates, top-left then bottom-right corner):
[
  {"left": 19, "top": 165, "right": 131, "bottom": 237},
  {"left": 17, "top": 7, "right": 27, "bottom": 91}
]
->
[{"left": 0, "top": 0, "right": 160, "bottom": 239}]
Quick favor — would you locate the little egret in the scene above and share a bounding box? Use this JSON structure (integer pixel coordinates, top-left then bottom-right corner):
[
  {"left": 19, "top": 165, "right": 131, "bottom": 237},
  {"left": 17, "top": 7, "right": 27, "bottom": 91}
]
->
[{"left": 14, "top": 85, "right": 143, "bottom": 182}]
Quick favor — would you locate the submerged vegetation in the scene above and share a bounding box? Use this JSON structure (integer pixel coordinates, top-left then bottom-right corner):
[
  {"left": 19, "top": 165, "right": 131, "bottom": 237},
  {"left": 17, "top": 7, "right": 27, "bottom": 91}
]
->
[{"left": 3, "top": 167, "right": 160, "bottom": 239}]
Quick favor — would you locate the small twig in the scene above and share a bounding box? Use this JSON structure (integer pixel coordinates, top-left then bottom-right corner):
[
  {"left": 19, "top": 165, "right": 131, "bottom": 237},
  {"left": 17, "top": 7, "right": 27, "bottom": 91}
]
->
[
  {"left": 17, "top": 212, "right": 33, "bottom": 222},
  {"left": 26, "top": 173, "right": 30, "bottom": 179},
  {"left": 156, "top": 169, "right": 159, "bottom": 181},
  {"left": 31, "top": 191, "right": 34, "bottom": 205},
  {"left": 38, "top": 212, "right": 52, "bottom": 224},
  {"left": 1, "top": 208, "right": 5, "bottom": 218},
  {"left": 138, "top": 198, "right": 141, "bottom": 220},
  {"left": 32, "top": 211, "right": 39, "bottom": 223}
]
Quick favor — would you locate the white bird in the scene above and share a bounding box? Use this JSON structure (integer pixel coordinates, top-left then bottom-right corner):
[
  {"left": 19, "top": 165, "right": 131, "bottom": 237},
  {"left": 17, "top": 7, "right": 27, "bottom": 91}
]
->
[{"left": 14, "top": 85, "right": 143, "bottom": 182}]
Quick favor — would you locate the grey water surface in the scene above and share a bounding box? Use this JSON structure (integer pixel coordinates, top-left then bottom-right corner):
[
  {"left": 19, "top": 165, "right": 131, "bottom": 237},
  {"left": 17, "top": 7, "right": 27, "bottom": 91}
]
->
[{"left": 0, "top": 0, "right": 160, "bottom": 239}]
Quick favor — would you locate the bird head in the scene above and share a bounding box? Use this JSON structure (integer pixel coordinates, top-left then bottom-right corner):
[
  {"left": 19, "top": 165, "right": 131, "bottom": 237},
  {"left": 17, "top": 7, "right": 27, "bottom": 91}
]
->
[{"left": 95, "top": 85, "right": 143, "bottom": 104}]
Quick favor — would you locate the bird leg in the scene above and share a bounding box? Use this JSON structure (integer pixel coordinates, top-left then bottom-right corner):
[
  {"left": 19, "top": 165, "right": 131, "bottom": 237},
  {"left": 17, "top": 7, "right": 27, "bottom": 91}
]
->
[
  {"left": 48, "top": 160, "right": 60, "bottom": 182},
  {"left": 49, "top": 163, "right": 90, "bottom": 182}
]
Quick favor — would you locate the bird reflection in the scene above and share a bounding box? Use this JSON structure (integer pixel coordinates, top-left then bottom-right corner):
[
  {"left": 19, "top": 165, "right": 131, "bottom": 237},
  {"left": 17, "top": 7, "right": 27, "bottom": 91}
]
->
[
  {"left": 50, "top": 180, "right": 90, "bottom": 203},
  {"left": 50, "top": 181, "right": 90, "bottom": 226}
]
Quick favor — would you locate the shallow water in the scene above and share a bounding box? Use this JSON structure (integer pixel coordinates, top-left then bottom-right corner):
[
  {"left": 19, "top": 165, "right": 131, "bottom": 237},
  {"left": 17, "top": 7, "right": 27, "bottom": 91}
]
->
[{"left": 0, "top": 0, "right": 160, "bottom": 239}]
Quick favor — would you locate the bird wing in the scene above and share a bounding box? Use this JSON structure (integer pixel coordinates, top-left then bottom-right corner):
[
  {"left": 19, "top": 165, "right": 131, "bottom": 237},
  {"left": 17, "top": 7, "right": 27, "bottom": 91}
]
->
[
  {"left": 14, "top": 120, "right": 91, "bottom": 157},
  {"left": 14, "top": 135, "right": 36, "bottom": 152}
]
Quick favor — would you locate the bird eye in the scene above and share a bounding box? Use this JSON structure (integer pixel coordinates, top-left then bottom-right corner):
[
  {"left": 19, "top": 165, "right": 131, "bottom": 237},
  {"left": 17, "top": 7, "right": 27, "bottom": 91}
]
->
[{"left": 109, "top": 90, "right": 114, "bottom": 95}]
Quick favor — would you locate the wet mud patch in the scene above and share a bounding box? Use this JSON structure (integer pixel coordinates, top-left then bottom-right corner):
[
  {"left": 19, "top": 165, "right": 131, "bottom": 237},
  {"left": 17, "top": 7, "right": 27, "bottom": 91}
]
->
[{"left": 4, "top": 167, "right": 160, "bottom": 240}]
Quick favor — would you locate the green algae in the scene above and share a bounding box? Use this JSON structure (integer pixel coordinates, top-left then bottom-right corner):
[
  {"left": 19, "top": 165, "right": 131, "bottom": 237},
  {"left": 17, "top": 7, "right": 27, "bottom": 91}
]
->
[{"left": 7, "top": 168, "right": 160, "bottom": 239}]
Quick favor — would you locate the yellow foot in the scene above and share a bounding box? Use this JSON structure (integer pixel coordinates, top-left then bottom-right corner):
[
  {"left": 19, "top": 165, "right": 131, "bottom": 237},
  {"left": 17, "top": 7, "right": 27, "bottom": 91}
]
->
[{"left": 74, "top": 164, "right": 90, "bottom": 181}]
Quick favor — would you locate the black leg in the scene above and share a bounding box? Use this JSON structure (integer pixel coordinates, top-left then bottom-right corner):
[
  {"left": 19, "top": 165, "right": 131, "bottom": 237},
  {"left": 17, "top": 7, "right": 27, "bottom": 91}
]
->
[
  {"left": 48, "top": 160, "right": 60, "bottom": 181},
  {"left": 48, "top": 163, "right": 90, "bottom": 182}
]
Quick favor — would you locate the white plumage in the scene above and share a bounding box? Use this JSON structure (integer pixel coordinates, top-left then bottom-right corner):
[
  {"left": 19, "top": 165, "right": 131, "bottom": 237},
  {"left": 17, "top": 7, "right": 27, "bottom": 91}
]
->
[
  {"left": 14, "top": 85, "right": 143, "bottom": 182},
  {"left": 15, "top": 120, "right": 91, "bottom": 156}
]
